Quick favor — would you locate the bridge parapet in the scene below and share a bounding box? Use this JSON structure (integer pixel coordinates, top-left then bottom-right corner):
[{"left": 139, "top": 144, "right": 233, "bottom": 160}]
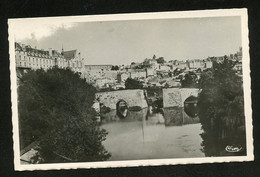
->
[{"left": 95, "top": 89, "right": 148, "bottom": 110}]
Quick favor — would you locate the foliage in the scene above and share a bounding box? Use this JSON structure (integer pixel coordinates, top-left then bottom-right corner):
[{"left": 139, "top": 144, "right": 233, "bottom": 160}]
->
[
  {"left": 198, "top": 58, "right": 246, "bottom": 156},
  {"left": 181, "top": 72, "right": 198, "bottom": 88},
  {"left": 128, "top": 106, "right": 142, "bottom": 111},
  {"left": 156, "top": 57, "right": 165, "bottom": 64},
  {"left": 111, "top": 65, "right": 119, "bottom": 70},
  {"left": 125, "top": 78, "right": 143, "bottom": 89},
  {"left": 173, "top": 68, "right": 185, "bottom": 76},
  {"left": 18, "top": 67, "right": 110, "bottom": 162},
  {"left": 100, "top": 103, "right": 111, "bottom": 114},
  {"left": 99, "top": 86, "right": 116, "bottom": 92}
]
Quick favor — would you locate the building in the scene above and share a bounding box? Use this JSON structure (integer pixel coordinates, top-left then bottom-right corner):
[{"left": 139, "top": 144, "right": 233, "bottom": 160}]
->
[
  {"left": 83, "top": 65, "right": 117, "bottom": 83},
  {"left": 94, "top": 77, "right": 116, "bottom": 88},
  {"left": 145, "top": 68, "right": 155, "bottom": 77},
  {"left": 15, "top": 43, "right": 54, "bottom": 70},
  {"left": 178, "top": 61, "right": 188, "bottom": 69},
  {"left": 84, "top": 65, "right": 112, "bottom": 71},
  {"left": 83, "top": 65, "right": 120, "bottom": 88},
  {"left": 204, "top": 58, "right": 213, "bottom": 68},
  {"left": 236, "top": 47, "right": 242, "bottom": 61},
  {"left": 129, "top": 69, "right": 147, "bottom": 79},
  {"left": 62, "top": 49, "right": 84, "bottom": 73},
  {"left": 103, "top": 71, "right": 118, "bottom": 80},
  {"left": 15, "top": 42, "right": 84, "bottom": 73},
  {"left": 158, "top": 65, "right": 171, "bottom": 71},
  {"left": 117, "top": 72, "right": 130, "bottom": 83},
  {"left": 187, "top": 59, "right": 205, "bottom": 69}
]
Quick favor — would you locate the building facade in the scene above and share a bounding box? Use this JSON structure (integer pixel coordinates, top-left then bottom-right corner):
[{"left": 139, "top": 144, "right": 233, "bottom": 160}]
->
[{"left": 15, "top": 42, "right": 84, "bottom": 73}]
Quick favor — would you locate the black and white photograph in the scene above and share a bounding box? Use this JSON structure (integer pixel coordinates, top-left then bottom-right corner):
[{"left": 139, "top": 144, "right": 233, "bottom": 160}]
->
[{"left": 8, "top": 9, "right": 253, "bottom": 170}]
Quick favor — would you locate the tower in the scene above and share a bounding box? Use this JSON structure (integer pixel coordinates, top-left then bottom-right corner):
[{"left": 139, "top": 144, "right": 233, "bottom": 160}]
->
[{"left": 61, "top": 45, "right": 64, "bottom": 55}]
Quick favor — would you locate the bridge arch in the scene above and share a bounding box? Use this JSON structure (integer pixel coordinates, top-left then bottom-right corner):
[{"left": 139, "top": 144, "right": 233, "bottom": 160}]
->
[
  {"left": 116, "top": 99, "right": 129, "bottom": 118},
  {"left": 180, "top": 88, "right": 200, "bottom": 107}
]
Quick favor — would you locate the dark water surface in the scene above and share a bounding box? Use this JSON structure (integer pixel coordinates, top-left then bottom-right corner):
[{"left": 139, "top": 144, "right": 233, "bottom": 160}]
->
[{"left": 101, "top": 107, "right": 205, "bottom": 161}]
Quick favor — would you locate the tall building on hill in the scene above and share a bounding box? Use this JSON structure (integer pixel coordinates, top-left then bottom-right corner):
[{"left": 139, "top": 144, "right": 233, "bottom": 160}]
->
[
  {"left": 236, "top": 47, "right": 242, "bottom": 61},
  {"left": 15, "top": 42, "right": 84, "bottom": 73}
]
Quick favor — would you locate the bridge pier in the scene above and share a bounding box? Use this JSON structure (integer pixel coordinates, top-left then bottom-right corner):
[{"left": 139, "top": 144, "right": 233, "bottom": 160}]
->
[{"left": 163, "top": 88, "right": 200, "bottom": 108}]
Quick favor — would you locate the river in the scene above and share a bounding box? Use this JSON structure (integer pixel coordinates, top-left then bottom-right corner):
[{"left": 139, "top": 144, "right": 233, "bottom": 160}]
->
[{"left": 100, "top": 107, "right": 205, "bottom": 161}]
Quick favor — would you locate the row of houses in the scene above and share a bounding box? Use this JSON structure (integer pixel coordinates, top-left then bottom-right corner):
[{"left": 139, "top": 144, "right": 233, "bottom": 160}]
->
[
  {"left": 83, "top": 67, "right": 154, "bottom": 89},
  {"left": 15, "top": 42, "right": 242, "bottom": 89}
]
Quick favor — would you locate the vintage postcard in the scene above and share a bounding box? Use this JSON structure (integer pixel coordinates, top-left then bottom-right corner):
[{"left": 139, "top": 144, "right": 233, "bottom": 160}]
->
[{"left": 8, "top": 9, "right": 253, "bottom": 171}]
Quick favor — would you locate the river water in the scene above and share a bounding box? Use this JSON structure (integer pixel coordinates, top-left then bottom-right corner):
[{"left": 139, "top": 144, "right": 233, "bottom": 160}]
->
[{"left": 101, "top": 107, "right": 205, "bottom": 161}]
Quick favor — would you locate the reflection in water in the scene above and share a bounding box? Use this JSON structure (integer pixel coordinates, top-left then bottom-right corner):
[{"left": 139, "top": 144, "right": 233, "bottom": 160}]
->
[
  {"left": 200, "top": 119, "right": 246, "bottom": 157},
  {"left": 164, "top": 107, "right": 200, "bottom": 126},
  {"left": 101, "top": 107, "right": 204, "bottom": 161},
  {"left": 184, "top": 96, "right": 198, "bottom": 118}
]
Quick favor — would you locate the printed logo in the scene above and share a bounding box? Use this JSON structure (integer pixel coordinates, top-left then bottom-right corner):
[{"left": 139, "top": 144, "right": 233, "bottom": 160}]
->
[{"left": 225, "top": 145, "right": 242, "bottom": 153}]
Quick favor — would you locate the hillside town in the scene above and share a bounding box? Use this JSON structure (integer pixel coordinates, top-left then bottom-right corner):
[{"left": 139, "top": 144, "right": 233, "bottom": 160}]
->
[{"left": 15, "top": 42, "right": 243, "bottom": 91}]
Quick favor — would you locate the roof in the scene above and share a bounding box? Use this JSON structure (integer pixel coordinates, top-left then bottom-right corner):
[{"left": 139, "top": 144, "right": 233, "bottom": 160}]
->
[
  {"left": 15, "top": 42, "right": 51, "bottom": 58},
  {"left": 63, "top": 50, "right": 77, "bottom": 60},
  {"left": 15, "top": 42, "right": 23, "bottom": 51},
  {"left": 26, "top": 47, "right": 50, "bottom": 57},
  {"left": 52, "top": 50, "right": 63, "bottom": 58}
]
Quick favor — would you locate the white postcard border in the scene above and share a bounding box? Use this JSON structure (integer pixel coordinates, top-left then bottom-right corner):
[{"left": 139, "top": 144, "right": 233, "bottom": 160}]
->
[{"left": 8, "top": 8, "right": 253, "bottom": 171}]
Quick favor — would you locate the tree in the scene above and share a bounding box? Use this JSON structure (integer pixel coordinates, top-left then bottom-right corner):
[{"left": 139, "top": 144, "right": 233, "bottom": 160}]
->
[
  {"left": 125, "top": 78, "right": 143, "bottom": 89},
  {"left": 198, "top": 58, "right": 246, "bottom": 156},
  {"left": 18, "top": 67, "right": 110, "bottom": 163},
  {"left": 181, "top": 72, "right": 198, "bottom": 88},
  {"left": 111, "top": 65, "right": 119, "bottom": 70},
  {"left": 173, "top": 68, "right": 184, "bottom": 76},
  {"left": 156, "top": 57, "right": 165, "bottom": 64}
]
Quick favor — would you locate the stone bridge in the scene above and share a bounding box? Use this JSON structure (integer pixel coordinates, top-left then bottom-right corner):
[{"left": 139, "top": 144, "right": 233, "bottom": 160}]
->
[
  {"left": 163, "top": 88, "right": 200, "bottom": 107},
  {"left": 96, "top": 88, "right": 199, "bottom": 110},
  {"left": 95, "top": 89, "right": 148, "bottom": 110}
]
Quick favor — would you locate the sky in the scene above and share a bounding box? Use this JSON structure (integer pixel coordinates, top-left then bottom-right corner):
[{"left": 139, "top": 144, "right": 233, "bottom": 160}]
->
[{"left": 13, "top": 16, "right": 242, "bottom": 65}]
